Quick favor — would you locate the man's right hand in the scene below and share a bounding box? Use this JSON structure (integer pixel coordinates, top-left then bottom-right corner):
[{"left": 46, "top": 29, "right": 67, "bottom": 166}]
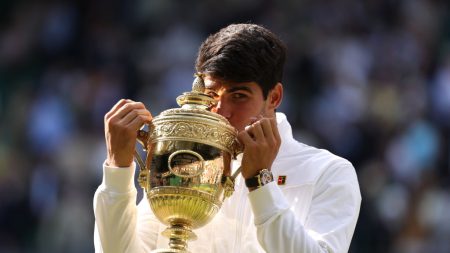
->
[{"left": 104, "top": 99, "right": 153, "bottom": 167}]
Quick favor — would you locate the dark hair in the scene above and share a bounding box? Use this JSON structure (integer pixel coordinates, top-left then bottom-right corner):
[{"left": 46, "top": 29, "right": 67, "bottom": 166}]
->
[{"left": 195, "top": 23, "right": 286, "bottom": 99}]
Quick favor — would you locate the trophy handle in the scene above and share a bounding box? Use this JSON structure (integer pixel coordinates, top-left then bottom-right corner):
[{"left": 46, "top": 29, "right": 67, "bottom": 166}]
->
[
  {"left": 221, "top": 165, "right": 242, "bottom": 199},
  {"left": 135, "top": 126, "right": 152, "bottom": 189},
  {"left": 136, "top": 128, "right": 149, "bottom": 151}
]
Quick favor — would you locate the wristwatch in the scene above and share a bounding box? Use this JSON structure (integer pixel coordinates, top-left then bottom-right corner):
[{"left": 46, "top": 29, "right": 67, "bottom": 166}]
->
[{"left": 245, "top": 169, "right": 274, "bottom": 188}]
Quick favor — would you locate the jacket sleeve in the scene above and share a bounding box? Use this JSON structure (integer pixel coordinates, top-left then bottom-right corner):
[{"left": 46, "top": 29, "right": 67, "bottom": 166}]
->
[
  {"left": 248, "top": 162, "right": 361, "bottom": 253},
  {"left": 93, "top": 162, "right": 160, "bottom": 253}
]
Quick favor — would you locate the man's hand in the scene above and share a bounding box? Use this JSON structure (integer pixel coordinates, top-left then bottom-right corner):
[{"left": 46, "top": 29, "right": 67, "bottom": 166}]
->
[
  {"left": 237, "top": 117, "right": 281, "bottom": 180},
  {"left": 104, "top": 99, "right": 152, "bottom": 167}
]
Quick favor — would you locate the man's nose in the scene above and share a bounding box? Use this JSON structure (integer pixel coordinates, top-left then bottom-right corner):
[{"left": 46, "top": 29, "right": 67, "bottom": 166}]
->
[{"left": 211, "top": 99, "right": 231, "bottom": 118}]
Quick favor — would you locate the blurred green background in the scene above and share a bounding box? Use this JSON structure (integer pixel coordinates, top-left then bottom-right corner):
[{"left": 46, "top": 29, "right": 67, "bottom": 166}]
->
[{"left": 1, "top": 0, "right": 449, "bottom": 252}]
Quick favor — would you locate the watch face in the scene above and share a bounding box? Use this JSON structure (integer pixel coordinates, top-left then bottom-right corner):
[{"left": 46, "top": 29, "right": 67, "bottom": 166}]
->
[{"left": 260, "top": 170, "right": 273, "bottom": 185}]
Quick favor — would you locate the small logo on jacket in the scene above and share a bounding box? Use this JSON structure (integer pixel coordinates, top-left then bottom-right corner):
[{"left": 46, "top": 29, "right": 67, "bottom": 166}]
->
[{"left": 277, "top": 175, "right": 286, "bottom": 185}]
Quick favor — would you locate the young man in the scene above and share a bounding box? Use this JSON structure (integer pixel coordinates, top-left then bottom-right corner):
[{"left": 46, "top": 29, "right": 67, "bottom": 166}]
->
[{"left": 94, "top": 24, "right": 361, "bottom": 253}]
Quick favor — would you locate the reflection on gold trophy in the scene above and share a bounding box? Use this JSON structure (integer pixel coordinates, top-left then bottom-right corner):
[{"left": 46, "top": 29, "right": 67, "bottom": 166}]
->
[{"left": 134, "top": 75, "right": 241, "bottom": 253}]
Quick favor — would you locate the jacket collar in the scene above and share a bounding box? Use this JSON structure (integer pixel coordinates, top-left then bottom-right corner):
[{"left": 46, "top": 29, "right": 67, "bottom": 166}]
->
[{"left": 276, "top": 112, "right": 300, "bottom": 158}]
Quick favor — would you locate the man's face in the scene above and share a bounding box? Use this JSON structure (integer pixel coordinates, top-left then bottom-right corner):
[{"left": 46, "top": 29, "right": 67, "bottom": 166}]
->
[{"left": 204, "top": 75, "right": 273, "bottom": 131}]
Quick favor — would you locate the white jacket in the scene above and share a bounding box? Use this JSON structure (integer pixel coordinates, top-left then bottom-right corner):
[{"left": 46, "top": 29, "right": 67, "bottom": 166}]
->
[{"left": 94, "top": 113, "right": 361, "bottom": 253}]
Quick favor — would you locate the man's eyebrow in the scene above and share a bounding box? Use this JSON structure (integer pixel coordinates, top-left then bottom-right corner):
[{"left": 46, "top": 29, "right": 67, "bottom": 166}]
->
[
  {"left": 204, "top": 85, "right": 253, "bottom": 93},
  {"left": 227, "top": 86, "right": 253, "bottom": 93}
]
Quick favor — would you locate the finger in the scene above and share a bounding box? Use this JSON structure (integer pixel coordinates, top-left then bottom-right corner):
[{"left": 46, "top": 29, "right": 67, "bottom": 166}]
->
[
  {"left": 118, "top": 109, "right": 152, "bottom": 125},
  {"left": 112, "top": 102, "right": 147, "bottom": 121},
  {"left": 248, "top": 114, "right": 263, "bottom": 126},
  {"left": 248, "top": 116, "right": 258, "bottom": 125},
  {"left": 237, "top": 131, "right": 255, "bottom": 146},
  {"left": 250, "top": 121, "right": 265, "bottom": 141},
  {"left": 244, "top": 114, "right": 262, "bottom": 139},
  {"left": 244, "top": 124, "right": 254, "bottom": 139},
  {"left": 126, "top": 113, "right": 153, "bottom": 131},
  {"left": 270, "top": 117, "right": 281, "bottom": 144},
  {"left": 260, "top": 118, "right": 275, "bottom": 143},
  {"left": 105, "top": 99, "right": 133, "bottom": 120}
]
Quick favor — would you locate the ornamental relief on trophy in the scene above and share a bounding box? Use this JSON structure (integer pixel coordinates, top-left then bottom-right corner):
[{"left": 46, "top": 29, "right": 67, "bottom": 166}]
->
[
  {"left": 160, "top": 108, "right": 222, "bottom": 119},
  {"left": 151, "top": 121, "right": 235, "bottom": 149}
]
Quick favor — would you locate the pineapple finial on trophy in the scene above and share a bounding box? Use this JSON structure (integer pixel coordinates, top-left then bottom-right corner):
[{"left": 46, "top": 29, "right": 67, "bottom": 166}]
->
[
  {"left": 176, "top": 73, "right": 216, "bottom": 109},
  {"left": 192, "top": 73, "right": 205, "bottom": 93}
]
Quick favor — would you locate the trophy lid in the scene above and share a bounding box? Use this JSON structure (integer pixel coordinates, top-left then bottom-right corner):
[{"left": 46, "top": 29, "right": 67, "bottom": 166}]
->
[{"left": 150, "top": 75, "right": 240, "bottom": 155}]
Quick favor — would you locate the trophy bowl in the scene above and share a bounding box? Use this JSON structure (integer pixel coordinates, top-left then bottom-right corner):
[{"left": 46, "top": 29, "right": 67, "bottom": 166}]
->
[{"left": 135, "top": 76, "right": 240, "bottom": 253}]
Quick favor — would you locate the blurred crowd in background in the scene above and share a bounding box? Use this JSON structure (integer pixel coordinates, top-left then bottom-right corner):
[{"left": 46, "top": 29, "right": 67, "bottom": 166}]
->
[{"left": 1, "top": 0, "right": 449, "bottom": 252}]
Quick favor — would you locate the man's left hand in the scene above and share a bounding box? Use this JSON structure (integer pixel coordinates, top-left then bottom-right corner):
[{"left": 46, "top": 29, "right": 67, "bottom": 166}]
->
[{"left": 237, "top": 117, "right": 281, "bottom": 180}]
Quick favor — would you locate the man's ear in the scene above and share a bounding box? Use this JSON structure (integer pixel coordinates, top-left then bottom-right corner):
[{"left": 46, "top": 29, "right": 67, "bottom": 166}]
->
[{"left": 267, "top": 83, "right": 283, "bottom": 110}]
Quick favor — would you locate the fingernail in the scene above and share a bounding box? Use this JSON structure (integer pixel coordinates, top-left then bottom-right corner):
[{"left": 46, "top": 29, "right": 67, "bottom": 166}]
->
[{"left": 249, "top": 117, "right": 258, "bottom": 124}]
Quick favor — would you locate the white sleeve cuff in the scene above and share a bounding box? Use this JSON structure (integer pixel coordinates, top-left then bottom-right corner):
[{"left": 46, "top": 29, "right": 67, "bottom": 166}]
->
[
  {"left": 101, "top": 161, "right": 136, "bottom": 193},
  {"left": 248, "top": 181, "right": 290, "bottom": 225}
]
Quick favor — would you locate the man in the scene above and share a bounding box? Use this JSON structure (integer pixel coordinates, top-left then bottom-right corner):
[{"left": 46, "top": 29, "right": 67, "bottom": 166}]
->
[{"left": 94, "top": 23, "right": 361, "bottom": 253}]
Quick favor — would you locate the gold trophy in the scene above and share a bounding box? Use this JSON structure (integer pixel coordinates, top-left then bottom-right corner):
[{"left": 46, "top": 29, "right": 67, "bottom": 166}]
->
[{"left": 134, "top": 75, "right": 241, "bottom": 253}]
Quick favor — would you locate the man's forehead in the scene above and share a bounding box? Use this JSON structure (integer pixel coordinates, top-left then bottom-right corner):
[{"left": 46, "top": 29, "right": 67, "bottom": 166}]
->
[
  {"left": 204, "top": 76, "right": 256, "bottom": 91},
  {"left": 204, "top": 77, "right": 224, "bottom": 89},
  {"left": 204, "top": 76, "right": 229, "bottom": 88}
]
